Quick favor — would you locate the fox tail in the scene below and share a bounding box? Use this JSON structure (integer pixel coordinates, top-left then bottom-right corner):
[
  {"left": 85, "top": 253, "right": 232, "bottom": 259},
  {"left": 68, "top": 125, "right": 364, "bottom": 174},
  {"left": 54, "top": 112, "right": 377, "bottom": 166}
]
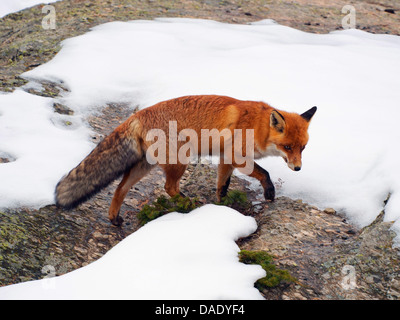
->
[{"left": 55, "top": 123, "right": 143, "bottom": 209}]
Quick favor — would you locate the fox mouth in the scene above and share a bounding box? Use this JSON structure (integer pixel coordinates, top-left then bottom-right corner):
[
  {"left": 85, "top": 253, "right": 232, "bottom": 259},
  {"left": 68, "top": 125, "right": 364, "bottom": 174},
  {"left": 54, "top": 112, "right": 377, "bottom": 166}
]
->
[{"left": 286, "top": 162, "right": 301, "bottom": 171}]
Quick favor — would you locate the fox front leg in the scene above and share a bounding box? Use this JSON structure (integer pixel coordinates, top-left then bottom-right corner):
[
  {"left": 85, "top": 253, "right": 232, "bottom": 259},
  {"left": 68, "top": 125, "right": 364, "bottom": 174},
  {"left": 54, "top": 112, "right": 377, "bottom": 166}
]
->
[
  {"left": 237, "top": 161, "right": 275, "bottom": 202},
  {"left": 255, "top": 164, "right": 275, "bottom": 201},
  {"left": 233, "top": 160, "right": 275, "bottom": 201}
]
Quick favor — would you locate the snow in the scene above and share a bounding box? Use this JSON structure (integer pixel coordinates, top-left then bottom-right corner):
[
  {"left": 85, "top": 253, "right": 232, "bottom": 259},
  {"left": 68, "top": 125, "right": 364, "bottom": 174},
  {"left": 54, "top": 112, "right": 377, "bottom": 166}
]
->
[
  {"left": 1, "top": 18, "right": 400, "bottom": 297},
  {"left": 0, "top": 205, "right": 265, "bottom": 300},
  {"left": 0, "top": 0, "right": 59, "bottom": 18},
  {"left": 0, "top": 90, "right": 93, "bottom": 208}
]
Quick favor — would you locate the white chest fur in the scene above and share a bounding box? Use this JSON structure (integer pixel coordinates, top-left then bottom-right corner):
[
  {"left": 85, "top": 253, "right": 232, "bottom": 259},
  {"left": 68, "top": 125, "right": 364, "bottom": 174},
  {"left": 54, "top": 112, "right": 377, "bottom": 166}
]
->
[{"left": 255, "top": 143, "right": 285, "bottom": 159}]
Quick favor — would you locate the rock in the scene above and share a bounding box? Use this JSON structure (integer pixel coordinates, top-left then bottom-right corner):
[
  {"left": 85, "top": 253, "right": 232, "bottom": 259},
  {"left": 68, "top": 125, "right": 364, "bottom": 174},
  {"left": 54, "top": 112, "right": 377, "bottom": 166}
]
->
[
  {"left": 74, "top": 247, "right": 88, "bottom": 256},
  {"left": 324, "top": 208, "right": 336, "bottom": 215},
  {"left": 388, "top": 290, "right": 400, "bottom": 299},
  {"left": 322, "top": 272, "right": 331, "bottom": 280},
  {"left": 366, "top": 276, "right": 376, "bottom": 284},
  {"left": 391, "top": 279, "right": 400, "bottom": 291},
  {"left": 53, "top": 102, "right": 74, "bottom": 115},
  {"left": 293, "top": 292, "right": 307, "bottom": 300},
  {"left": 92, "top": 231, "right": 109, "bottom": 240}
]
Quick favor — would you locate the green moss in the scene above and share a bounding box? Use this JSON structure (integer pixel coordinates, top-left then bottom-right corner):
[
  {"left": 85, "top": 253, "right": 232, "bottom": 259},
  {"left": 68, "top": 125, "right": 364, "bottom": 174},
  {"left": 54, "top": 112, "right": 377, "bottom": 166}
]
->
[
  {"left": 0, "top": 212, "right": 28, "bottom": 251},
  {"left": 137, "top": 195, "right": 200, "bottom": 225},
  {"left": 216, "top": 190, "right": 250, "bottom": 211},
  {"left": 239, "top": 250, "right": 296, "bottom": 289}
]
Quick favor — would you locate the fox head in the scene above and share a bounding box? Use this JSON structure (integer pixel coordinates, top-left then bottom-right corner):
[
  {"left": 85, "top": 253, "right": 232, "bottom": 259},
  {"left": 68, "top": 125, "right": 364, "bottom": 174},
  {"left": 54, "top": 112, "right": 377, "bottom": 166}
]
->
[{"left": 268, "top": 106, "right": 317, "bottom": 171}]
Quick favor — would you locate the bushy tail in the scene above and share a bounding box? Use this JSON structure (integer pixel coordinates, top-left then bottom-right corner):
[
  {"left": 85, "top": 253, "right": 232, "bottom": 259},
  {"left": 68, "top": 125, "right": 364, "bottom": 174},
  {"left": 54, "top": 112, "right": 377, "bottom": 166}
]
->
[{"left": 55, "top": 127, "right": 142, "bottom": 209}]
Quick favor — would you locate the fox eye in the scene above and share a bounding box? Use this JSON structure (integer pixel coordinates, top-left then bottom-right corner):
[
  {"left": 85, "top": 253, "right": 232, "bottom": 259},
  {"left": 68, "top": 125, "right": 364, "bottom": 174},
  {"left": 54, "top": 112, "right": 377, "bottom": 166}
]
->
[{"left": 284, "top": 145, "right": 292, "bottom": 151}]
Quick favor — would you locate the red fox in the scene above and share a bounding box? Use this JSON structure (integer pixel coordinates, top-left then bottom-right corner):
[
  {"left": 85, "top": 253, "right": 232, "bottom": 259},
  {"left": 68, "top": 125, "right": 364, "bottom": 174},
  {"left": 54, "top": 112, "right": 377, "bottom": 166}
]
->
[{"left": 55, "top": 95, "right": 316, "bottom": 226}]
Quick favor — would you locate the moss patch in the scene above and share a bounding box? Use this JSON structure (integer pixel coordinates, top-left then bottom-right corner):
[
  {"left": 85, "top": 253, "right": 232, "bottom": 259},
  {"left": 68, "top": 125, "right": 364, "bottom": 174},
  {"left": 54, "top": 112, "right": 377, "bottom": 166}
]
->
[
  {"left": 239, "top": 250, "right": 296, "bottom": 289},
  {"left": 137, "top": 195, "right": 200, "bottom": 225},
  {"left": 0, "top": 207, "right": 90, "bottom": 286},
  {"left": 0, "top": 217, "right": 28, "bottom": 251},
  {"left": 216, "top": 190, "right": 250, "bottom": 212},
  {"left": 138, "top": 190, "right": 251, "bottom": 225}
]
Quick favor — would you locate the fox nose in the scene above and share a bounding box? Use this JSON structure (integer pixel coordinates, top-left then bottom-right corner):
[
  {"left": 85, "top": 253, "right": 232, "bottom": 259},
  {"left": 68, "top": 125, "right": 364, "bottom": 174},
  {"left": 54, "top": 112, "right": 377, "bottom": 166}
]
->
[{"left": 294, "top": 166, "right": 301, "bottom": 171}]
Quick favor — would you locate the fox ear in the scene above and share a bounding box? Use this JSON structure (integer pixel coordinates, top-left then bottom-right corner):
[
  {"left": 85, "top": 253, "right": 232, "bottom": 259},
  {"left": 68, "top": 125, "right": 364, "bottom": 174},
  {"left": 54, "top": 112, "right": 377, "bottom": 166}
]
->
[
  {"left": 301, "top": 106, "right": 317, "bottom": 122},
  {"left": 270, "top": 110, "right": 286, "bottom": 133}
]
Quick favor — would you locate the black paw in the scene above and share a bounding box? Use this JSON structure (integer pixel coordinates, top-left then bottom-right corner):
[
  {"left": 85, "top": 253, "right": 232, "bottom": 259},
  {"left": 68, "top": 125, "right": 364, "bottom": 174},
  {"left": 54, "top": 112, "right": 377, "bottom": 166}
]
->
[
  {"left": 264, "top": 185, "right": 275, "bottom": 202},
  {"left": 110, "top": 215, "right": 124, "bottom": 227},
  {"left": 217, "top": 190, "right": 228, "bottom": 201}
]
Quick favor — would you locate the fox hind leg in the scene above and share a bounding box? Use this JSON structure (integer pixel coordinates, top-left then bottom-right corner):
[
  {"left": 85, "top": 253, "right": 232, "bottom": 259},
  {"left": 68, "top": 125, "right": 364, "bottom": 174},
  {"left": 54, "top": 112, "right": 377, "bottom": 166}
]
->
[
  {"left": 216, "top": 162, "right": 234, "bottom": 202},
  {"left": 109, "top": 158, "right": 153, "bottom": 226}
]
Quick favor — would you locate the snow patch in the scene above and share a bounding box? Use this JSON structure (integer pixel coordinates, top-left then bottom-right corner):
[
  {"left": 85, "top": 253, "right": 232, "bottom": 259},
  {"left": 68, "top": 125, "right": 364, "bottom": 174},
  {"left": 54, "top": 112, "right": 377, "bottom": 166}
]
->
[{"left": 0, "top": 90, "right": 93, "bottom": 208}]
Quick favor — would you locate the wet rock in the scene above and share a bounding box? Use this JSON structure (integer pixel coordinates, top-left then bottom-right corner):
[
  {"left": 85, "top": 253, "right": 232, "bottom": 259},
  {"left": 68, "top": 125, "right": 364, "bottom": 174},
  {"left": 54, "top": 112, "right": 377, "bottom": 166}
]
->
[{"left": 53, "top": 103, "right": 74, "bottom": 115}]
